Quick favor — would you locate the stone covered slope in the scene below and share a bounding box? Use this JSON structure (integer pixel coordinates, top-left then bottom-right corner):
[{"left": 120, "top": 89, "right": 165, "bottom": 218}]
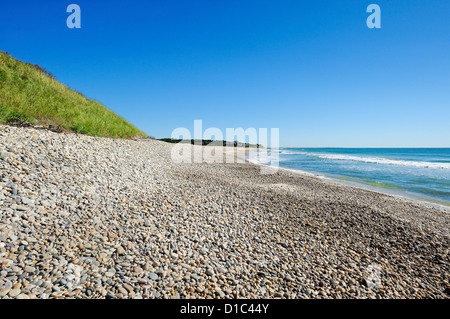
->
[{"left": 0, "top": 125, "right": 449, "bottom": 299}]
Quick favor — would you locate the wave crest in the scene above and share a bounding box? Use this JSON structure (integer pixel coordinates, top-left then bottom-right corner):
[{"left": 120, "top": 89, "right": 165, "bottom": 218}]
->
[{"left": 297, "top": 152, "right": 450, "bottom": 170}]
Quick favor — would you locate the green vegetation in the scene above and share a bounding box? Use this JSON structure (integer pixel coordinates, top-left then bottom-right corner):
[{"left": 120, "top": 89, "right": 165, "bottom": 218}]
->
[{"left": 0, "top": 51, "right": 147, "bottom": 138}]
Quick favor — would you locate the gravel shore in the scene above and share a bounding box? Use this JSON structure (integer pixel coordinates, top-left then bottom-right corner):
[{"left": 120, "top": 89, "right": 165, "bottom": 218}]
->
[{"left": 0, "top": 125, "right": 449, "bottom": 299}]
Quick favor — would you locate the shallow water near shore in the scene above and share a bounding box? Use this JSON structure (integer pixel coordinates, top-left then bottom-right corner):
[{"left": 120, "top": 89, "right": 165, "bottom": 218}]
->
[{"left": 248, "top": 148, "right": 450, "bottom": 206}]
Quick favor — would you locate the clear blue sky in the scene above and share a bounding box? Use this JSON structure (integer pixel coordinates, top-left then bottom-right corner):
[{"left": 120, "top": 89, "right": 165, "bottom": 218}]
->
[{"left": 1, "top": 0, "right": 449, "bottom": 147}]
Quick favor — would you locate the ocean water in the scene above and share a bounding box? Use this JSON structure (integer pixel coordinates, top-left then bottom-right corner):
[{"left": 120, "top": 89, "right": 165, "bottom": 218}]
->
[{"left": 248, "top": 148, "right": 450, "bottom": 206}]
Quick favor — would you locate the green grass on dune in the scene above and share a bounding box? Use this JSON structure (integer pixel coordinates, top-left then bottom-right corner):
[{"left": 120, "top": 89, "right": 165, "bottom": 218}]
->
[{"left": 0, "top": 51, "right": 147, "bottom": 139}]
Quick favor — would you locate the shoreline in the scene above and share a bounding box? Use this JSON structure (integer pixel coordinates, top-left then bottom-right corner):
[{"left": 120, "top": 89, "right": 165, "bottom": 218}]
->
[
  {"left": 0, "top": 125, "right": 449, "bottom": 299},
  {"left": 244, "top": 150, "right": 450, "bottom": 213},
  {"left": 282, "top": 164, "right": 450, "bottom": 213}
]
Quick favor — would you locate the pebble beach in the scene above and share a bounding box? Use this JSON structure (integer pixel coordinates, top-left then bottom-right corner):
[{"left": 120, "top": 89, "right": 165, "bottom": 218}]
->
[{"left": 0, "top": 125, "right": 449, "bottom": 299}]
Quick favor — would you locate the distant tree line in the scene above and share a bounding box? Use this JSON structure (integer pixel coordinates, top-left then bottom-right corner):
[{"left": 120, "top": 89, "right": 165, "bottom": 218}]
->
[{"left": 159, "top": 138, "right": 261, "bottom": 148}]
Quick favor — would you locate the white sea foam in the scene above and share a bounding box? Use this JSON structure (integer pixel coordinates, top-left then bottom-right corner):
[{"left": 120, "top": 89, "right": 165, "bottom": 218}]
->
[
  {"left": 279, "top": 150, "right": 301, "bottom": 155},
  {"left": 296, "top": 152, "right": 450, "bottom": 170},
  {"left": 247, "top": 150, "right": 281, "bottom": 165}
]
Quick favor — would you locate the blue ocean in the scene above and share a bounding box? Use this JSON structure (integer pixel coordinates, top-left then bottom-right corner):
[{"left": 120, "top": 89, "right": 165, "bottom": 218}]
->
[{"left": 249, "top": 148, "right": 450, "bottom": 206}]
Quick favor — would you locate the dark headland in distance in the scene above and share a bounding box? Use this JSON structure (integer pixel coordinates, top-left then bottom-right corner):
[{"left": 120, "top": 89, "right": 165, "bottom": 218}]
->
[{"left": 158, "top": 138, "right": 262, "bottom": 148}]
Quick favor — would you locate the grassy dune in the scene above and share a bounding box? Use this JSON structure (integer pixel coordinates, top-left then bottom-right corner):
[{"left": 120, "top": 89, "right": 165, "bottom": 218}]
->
[{"left": 0, "top": 51, "right": 147, "bottom": 138}]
